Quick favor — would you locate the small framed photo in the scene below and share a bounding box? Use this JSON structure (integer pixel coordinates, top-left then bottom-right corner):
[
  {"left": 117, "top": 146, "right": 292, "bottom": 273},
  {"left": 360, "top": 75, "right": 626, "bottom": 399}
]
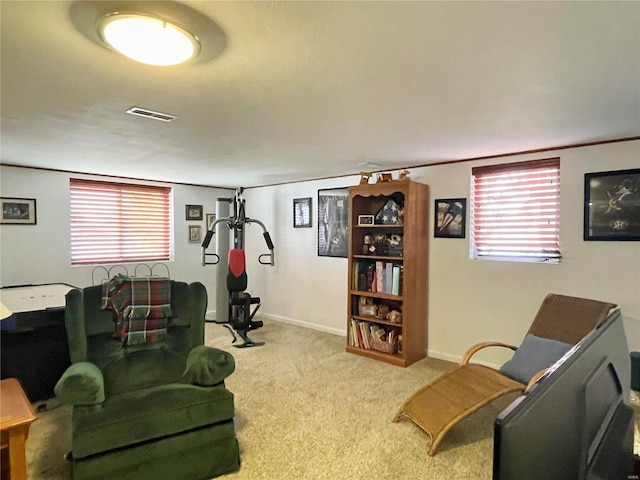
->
[
  {"left": 434, "top": 198, "right": 466, "bottom": 238},
  {"left": 185, "top": 204, "right": 203, "bottom": 221},
  {"left": 584, "top": 168, "right": 640, "bottom": 241},
  {"left": 206, "top": 213, "right": 216, "bottom": 229},
  {"left": 188, "top": 225, "right": 202, "bottom": 243},
  {"left": 359, "top": 304, "right": 377, "bottom": 316},
  {"left": 1, "top": 197, "right": 37, "bottom": 225},
  {"left": 293, "top": 197, "right": 312, "bottom": 228},
  {"left": 357, "top": 214, "right": 374, "bottom": 226}
]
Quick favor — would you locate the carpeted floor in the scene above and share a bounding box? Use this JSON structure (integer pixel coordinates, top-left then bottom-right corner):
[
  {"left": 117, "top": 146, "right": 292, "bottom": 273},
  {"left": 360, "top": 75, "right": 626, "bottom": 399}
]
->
[{"left": 25, "top": 320, "right": 637, "bottom": 479}]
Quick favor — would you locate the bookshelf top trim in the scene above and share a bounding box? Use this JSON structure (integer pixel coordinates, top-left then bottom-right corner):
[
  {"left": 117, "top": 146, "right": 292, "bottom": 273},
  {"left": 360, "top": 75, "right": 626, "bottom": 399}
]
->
[{"left": 349, "top": 179, "right": 413, "bottom": 197}]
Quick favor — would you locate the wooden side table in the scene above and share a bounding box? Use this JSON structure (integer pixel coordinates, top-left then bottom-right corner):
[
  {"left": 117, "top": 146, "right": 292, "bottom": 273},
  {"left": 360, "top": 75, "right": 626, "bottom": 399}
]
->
[{"left": 1, "top": 378, "right": 37, "bottom": 480}]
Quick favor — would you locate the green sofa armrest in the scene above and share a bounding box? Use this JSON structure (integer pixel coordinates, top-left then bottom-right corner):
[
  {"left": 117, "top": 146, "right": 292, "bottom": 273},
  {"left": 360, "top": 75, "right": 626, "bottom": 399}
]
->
[
  {"left": 182, "top": 346, "right": 235, "bottom": 386},
  {"left": 55, "top": 362, "right": 105, "bottom": 405}
]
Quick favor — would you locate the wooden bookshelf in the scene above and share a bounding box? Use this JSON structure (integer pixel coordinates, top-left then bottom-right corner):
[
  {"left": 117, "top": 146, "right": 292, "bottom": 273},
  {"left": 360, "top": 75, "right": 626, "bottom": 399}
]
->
[{"left": 346, "top": 179, "right": 428, "bottom": 367}]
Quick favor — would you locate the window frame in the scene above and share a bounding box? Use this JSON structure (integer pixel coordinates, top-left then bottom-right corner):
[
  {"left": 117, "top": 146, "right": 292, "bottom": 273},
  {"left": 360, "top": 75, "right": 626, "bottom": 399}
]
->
[
  {"left": 470, "top": 157, "right": 561, "bottom": 264},
  {"left": 69, "top": 178, "right": 173, "bottom": 266}
]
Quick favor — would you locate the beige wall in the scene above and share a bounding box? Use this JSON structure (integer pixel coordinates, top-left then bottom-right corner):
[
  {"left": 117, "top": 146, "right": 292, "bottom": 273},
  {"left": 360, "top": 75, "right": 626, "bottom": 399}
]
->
[
  {"left": 244, "top": 140, "right": 640, "bottom": 367},
  {"left": 241, "top": 176, "right": 358, "bottom": 336},
  {"left": 0, "top": 166, "right": 232, "bottom": 308},
  {"left": 2, "top": 139, "right": 639, "bottom": 366}
]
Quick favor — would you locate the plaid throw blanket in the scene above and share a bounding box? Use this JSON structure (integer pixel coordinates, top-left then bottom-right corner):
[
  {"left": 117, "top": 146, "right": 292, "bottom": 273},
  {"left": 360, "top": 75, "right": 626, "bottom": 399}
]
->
[{"left": 102, "top": 275, "right": 172, "bottom": 345}]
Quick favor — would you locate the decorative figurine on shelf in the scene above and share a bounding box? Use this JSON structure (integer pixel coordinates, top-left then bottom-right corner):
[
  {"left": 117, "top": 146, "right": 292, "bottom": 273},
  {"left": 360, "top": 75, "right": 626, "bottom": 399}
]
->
[
  {"left": 363, "top": 234, "right": 373, "bottom": 255},
  {"left": 373, "top": 233, "right": 387, "bottom": 255},
  {"left": 359, "top": 172, "right": 373, "bottom": 185},
  {"left": 399, "top": 169, "right": 411, "bottom": 180},
  {"left": 376, "top": 173, "right": 393, "bottom": 183},
  {"left": 377, "top": 304, "right": 390, "bottom": 318},
  {"left": 387, "top": 234, "right": 404, "bottom": 256},
  {"left": 387, "top": 310, "right": 402, "bottom": 324}
]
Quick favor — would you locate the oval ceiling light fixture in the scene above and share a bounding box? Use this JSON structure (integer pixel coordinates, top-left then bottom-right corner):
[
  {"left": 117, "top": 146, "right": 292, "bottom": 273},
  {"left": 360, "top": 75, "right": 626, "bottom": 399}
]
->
[{"left": 97, "top": 13, "right": 200, "bottom": 66}]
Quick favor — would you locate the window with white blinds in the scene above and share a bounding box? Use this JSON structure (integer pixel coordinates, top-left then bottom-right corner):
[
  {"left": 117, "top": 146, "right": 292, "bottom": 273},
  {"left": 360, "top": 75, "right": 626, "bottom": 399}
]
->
[
  {"left": 70, "top": 178, "right": 172, "bottom": 265},
  {"left": 471, "top": 158, "right": 560, "bottom": 263}
]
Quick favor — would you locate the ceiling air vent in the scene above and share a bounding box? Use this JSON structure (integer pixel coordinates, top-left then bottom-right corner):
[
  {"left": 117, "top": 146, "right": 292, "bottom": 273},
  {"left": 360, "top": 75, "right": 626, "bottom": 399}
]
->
[{"left": 125, "top": 107, "right": 176, "bottom": 122}]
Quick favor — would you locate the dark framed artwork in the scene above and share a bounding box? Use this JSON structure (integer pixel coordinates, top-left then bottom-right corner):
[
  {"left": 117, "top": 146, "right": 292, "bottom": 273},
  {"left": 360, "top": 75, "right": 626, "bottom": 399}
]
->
[
  {"left": 434, "top": 198, "right": 466, "bottom": 238},
  {"left": 318, "top": 188, "right": 349, "bottom": 257},
  {"left": 584, "top": 168, "right": 640, "bottom": 241},
  {"left": 1, "top": 197, "right": 37, "bottom": 225},
  {"left": 293, "top": 197, "right": 312, "bottom": 228},
  {"left": 185, "top": 204, "right": 203, "bottom": 221}
]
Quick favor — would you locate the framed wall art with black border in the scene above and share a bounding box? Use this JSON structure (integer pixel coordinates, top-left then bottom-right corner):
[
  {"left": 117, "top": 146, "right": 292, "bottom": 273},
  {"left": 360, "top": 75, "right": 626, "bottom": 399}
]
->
[
  {"left": 185, "top": 204, "right": 203, "bottom": 221},
  {"left": 434, "top": 198, "right": 466, "bottom": 238},
  {"left": 293, "top": 197, "right": 312, "bottom": 228},
  {"left": 584, "top": 168, "right": 640, "bottom": 241},
  {"left": 318, "top": 188, "right": 348, "bottom": 257},
  {"left": 1, "top": 197, "right": 37, "bottom": 225}
]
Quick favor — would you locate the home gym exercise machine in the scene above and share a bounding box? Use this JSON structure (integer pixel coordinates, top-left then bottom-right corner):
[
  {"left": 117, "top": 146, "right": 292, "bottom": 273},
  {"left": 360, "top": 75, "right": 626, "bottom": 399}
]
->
[{"left": 201, "top": 188, "right": 274, "bottom": 347}]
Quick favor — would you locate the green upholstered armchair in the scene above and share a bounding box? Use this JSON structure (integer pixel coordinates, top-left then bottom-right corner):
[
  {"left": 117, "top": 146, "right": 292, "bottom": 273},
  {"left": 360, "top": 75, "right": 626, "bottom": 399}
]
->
[{"left": 54, "top": 281, "right": 240, "bottom": 480}]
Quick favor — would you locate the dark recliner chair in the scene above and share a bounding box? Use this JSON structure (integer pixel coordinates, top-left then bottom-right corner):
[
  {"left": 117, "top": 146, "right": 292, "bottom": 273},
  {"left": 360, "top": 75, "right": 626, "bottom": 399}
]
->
[{"left": 54, "top": 280, "right": 240, "bottom": 480}]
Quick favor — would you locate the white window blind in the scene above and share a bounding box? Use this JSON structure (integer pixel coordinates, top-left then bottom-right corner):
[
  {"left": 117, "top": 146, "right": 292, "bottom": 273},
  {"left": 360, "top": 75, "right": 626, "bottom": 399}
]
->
[
  {"left": 70, "top": 179, "right": 172, "bottom": 265},
  {"left": 471, "top": 158, "right": 560, "bottom": 262}
]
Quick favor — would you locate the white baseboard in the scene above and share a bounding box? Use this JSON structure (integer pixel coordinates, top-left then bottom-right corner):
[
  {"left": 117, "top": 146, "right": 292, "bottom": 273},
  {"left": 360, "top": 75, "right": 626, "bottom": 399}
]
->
[
  {"left": 207, "top": 308, "right": 345, "bottom": 337},
  {"left": 209, "top": 310, "right": 496, "bottom": 367},
  {"left": 258, "top": 312, "right": 346, "bottom": 337},
  {"left": 427, "top": 349, "right": 461, "bottom": 364},
  {"left": 428, "top": 348, "right": 501, "bottom": 370}
]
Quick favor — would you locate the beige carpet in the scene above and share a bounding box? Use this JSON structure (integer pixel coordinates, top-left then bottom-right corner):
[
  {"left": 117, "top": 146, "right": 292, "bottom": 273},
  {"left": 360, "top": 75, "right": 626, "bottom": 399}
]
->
[{"left": 25, "top": 321, "right": 531, "bottom": 479}]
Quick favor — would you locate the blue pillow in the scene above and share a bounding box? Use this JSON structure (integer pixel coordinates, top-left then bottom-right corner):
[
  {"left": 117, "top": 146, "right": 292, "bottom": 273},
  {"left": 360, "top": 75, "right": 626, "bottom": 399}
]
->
[{"left": 499, "top": 334, "right": 573, "bottom": 384}]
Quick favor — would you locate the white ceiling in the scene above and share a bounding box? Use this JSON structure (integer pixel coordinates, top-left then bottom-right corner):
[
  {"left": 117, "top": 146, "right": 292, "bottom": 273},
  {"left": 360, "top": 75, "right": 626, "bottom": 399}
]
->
[{"left": 1, "top": 1, "right": 639, "bottom": 189}]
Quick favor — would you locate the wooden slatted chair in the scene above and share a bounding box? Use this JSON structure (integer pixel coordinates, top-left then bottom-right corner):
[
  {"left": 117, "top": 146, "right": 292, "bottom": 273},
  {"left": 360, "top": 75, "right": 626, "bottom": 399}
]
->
[{"left": 393, "top": 293, "right": 617, "bottom": 456}]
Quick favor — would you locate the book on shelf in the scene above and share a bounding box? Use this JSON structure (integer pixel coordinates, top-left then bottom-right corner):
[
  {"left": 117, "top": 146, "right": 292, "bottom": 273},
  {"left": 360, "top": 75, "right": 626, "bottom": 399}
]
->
[
  {"left": 360, "top": 321, "right": 371, "bottom": 349},
  {"left": 352, "top": 260, "right": 401, "bottom": 296},
  {"left": 351, "top": 262, "right": 372, "bottom": 291},
  {"left": 349, "top": 318, "right": 395, "bottom": 351},
  {"left": 392, "top": 265, "right": 401, "bottom": 295},
  {"left": 375, "top": 261, "right": 384, "bottom": 293},
  {"left": 350, "top": 318, "right": 364, "bottom": 348},
  {"left": 352, "top": 262, "right": 368, "bottom": 291},
  {"left": 366, "top": 264, "right": 374, "bottom": 292},
  {"left": 385, "top": 262, "right": 393, "bottom": 294},
  {"left": 349, "top": 318, "right": 359, "bottom": 348}
]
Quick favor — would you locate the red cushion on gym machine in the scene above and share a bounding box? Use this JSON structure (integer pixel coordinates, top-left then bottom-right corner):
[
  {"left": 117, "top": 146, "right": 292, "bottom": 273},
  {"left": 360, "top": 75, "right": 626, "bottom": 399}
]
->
[{"left": 228, "top": 249, "right": 246, "bottom": 278}]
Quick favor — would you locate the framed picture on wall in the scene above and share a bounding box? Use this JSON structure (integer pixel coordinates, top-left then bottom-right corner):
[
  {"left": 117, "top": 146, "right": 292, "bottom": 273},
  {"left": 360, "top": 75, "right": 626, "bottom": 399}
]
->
[
  {"left": 188, "top": 225, "right": 202, "bottom": 243},
  {"left": 584, "top": 168, "right": 640, "bottom": 241},
  {"left": 185, "top": 204, "right": 203, "bottom": 221},
  {"left": 318, "top": 188, "right": 349, "bottom": 257},
  {"left": 206, "top": 213, "right": 216, "bottom": 229},
  {"left": 434, "top": 198, "right": 466, "bottom": 238},
  {"left": 1, "top": 197, "right": 37, "bottom": 225},
  {"left": 293, "top": 197, "right": 312, "bottom": 228}
]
